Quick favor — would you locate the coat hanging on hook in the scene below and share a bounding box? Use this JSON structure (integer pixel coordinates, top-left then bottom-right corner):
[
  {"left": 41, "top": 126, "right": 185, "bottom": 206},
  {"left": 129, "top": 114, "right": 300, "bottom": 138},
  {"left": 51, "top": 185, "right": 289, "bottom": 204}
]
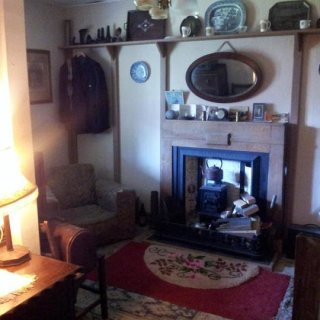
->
[{"left": 59, "top": 55, "right": 110, "bottom": 134}]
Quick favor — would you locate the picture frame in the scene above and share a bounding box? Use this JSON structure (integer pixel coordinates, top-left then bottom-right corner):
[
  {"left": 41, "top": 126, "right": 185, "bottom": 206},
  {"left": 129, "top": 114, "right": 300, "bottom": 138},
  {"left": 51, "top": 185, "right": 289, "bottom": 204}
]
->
[
  {"left": 252, "top": 103, "right": 266, "bottom": 121},
  {"left": 27, "top": 49, "right": 52, "bottom": 104},
  {"left": 165, "top": 90, "right": 184, "bottom": 105}
]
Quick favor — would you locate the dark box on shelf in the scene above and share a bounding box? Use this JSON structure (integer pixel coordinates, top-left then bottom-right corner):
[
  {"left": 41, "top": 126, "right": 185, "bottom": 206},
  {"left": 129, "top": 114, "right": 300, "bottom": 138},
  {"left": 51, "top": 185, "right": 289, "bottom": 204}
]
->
[{"left": 126, "top": 10, "right": 166, "bottom": 41}]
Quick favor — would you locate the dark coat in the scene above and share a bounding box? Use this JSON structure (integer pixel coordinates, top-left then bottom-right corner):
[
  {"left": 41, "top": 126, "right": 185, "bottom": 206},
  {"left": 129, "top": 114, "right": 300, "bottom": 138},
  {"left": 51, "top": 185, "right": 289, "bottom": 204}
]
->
[{"left": 59, "top": 56, "right": 110, "bottom": 134}]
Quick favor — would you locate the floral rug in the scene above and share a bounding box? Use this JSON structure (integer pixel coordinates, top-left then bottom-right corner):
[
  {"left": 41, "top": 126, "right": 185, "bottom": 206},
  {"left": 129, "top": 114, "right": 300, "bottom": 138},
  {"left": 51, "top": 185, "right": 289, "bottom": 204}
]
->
[
  {"left": 79, "top": 236, "right": 294, "bottom": 320},
  {"left": 144, "top": 244, "right": 259, "bottom": 289},
  {"left": 86, "top": 241, "right": 290, "bottom": 320}
]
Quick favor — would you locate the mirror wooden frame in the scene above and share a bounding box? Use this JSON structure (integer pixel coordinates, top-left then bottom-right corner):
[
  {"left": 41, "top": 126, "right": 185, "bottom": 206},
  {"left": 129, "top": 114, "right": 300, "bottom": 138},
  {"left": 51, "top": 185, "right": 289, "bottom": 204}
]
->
[{"left": 185, "top": 52, "right": 263, "bottom": 103}]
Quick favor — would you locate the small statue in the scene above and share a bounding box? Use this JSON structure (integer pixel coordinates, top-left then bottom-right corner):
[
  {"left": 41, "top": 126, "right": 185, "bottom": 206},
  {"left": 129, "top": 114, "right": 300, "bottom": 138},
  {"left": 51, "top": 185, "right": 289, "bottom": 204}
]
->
[{"left": 112, "top": 27, "right": 123, "bottom": 42}]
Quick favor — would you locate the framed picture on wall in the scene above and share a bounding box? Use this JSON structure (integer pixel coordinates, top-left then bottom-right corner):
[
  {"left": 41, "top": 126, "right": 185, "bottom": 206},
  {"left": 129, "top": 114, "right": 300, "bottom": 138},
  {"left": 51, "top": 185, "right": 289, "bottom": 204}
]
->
[
  {"left": 252, "top": 103, "right": 266, "bottom": 121},
  {"left": 27, "top": 49, "right": 52, "bottom": 104}
]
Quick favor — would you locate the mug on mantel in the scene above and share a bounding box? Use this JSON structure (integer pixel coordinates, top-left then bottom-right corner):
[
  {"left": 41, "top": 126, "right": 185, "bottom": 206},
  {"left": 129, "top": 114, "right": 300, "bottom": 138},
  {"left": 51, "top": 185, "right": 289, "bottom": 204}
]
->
[
  {"left": 259, "top": 19, "right": 271, "bottom": 32},
  {"left": 181, "top": 26, "right": 191, "bottom": 38},
  {"left": 300, "top": 19, "right": 311, "bottom": 29}
]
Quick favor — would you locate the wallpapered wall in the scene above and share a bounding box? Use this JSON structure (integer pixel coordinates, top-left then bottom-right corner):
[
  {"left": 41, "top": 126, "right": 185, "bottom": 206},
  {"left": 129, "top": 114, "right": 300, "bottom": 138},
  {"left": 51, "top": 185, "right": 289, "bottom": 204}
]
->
[{"left": 25, "top": 0, "right": 320, "bottom": 224}]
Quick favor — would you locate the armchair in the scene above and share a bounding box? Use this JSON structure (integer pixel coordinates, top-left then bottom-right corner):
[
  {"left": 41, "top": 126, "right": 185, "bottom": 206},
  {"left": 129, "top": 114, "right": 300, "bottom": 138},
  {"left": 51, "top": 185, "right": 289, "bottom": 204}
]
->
[
  {"left": 41, "top": 163, "right": 136, "bottom": 246},
  {"left": 40, "top": 219, "right": 108, "bottom": 319}
]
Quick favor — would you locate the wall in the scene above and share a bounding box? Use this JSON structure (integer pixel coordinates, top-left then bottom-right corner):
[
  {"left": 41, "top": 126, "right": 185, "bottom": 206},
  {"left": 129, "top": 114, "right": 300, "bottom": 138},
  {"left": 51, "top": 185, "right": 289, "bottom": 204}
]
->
[
  {"left": 292, "top": 34, "right": 320, "bottom": 224},
  {"left": 1, "top": 0, "right": 39, "bottom": 253},
  {"left": 24, "top": 0, "right": 69, "bottom": 173},
  {"left": 119, "top": 44, "right": 162, "bottom": 205},
  {"left": 25, "top": 0, "right": 320, "bottom": 223}
]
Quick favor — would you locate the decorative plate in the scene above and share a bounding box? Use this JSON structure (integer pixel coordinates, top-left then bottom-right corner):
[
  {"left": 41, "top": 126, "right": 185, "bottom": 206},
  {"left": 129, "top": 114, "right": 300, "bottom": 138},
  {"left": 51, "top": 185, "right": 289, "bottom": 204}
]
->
[
  {"left": 180, "top": 15, "right": 202, "bottom": 37},
  {"left": 205, "top": 0, "right": 246, "bottom": 34},
  {"left": 268, "top": 1, "right": 310, "bottom": 31},
  {"left": 130, "top": 61, "right": 150, "bottom": 83}
]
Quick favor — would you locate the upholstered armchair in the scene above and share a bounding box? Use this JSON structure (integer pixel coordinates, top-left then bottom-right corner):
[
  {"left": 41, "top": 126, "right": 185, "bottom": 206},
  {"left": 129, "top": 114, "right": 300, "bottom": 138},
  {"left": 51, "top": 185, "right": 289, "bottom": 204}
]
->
[
  {"left": 41, "top": 163, "right": 136, "bottom": 246},
  {"left": 40, "top": 219, "right": 108, "bottom": 319}
]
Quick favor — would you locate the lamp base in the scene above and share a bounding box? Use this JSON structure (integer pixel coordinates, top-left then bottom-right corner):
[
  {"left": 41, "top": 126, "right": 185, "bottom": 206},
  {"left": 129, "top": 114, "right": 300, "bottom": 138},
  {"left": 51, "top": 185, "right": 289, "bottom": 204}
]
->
[{"left": 0, "top": 245, "right": 31, "bottom": 267}]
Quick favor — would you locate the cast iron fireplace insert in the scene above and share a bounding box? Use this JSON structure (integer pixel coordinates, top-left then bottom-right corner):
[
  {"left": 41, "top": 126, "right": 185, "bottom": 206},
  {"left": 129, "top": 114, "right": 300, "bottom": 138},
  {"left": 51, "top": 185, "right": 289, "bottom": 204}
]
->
[{"left": 154, "top": 146, "right": 272, "bottom": 260}]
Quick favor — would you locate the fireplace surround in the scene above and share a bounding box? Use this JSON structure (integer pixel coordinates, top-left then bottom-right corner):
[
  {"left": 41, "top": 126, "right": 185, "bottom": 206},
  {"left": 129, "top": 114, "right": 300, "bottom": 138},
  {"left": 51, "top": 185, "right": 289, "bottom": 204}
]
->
[{"left": 157, "top": 119, "right": 286, "bottom": 259}]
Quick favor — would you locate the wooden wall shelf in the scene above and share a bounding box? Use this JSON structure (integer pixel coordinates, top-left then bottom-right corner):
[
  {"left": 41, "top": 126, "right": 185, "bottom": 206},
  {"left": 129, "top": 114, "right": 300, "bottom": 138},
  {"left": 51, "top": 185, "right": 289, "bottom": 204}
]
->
[{"left": 60, "top": 28, "right": 320, "bottom": 58}]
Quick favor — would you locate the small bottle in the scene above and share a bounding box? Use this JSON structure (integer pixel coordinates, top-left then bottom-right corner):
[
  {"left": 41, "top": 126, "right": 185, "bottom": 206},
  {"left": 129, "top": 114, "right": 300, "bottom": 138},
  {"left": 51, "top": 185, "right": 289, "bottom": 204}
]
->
[
  {"left": 106, "top": 25, "right": 111, "bottom": 43},
  {"left": 138, "top": 203, "right": 148, "bottom": 227},
  {"left": 100, "top": 27, "right": 105, "bottom": 41},
  {"left": 201, "top": 110, "right": 206, "bottom": 121}
]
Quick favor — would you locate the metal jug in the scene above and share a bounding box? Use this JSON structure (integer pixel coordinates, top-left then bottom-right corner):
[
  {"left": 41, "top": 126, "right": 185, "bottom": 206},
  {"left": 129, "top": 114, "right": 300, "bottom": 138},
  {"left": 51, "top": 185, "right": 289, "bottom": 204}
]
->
[{"left": 202, "top": 158, "right": 223, "bottom": 183}]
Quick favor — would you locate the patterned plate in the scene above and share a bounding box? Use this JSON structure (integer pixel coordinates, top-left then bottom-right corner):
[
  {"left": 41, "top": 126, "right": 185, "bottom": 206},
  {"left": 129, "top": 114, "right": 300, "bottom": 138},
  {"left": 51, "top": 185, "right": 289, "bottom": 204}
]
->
[
  {"left": 205, "top": 0, "right": 246, "bottom": 34},
  {"left": 130, "top": 61, "right": 150, "bottom": 83}
]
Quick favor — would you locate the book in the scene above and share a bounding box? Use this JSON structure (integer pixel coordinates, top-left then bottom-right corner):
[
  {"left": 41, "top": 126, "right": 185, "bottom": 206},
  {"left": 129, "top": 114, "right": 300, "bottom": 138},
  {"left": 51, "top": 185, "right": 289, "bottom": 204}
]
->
[
  {"left": 216, "top": 217, "right": 252, "bottom": 231},
  {"left": 240, "top": 204, "right": 259, "bottom": 217},
  {"left": 233, "top": 199, "right": 247, "bottom": 209},
  {"left": 240, "top": 192, "right": 256, "bottom": 205},
  {"left": 218, "top": 229, "right": 259, "bottom": 238},
  {"left": 218, "top": 216, "right": 261, "bottom": 238}
]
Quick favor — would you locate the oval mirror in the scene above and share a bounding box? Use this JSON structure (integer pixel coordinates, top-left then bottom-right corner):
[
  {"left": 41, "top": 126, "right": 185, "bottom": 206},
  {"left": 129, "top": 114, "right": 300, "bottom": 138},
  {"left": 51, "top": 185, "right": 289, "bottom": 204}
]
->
[{"left": 186, "top": 52, "right": 262, "bottom": 103}]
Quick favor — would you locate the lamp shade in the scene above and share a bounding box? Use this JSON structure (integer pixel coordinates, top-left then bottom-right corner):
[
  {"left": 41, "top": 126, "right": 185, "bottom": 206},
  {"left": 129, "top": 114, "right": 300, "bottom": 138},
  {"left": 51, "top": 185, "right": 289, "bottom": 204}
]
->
[
  {"left": 0, "top": 147, "right": 38, "bottom": 266},
  {"left": 0, "top": 147, "right": 38, "bottom": 215}
]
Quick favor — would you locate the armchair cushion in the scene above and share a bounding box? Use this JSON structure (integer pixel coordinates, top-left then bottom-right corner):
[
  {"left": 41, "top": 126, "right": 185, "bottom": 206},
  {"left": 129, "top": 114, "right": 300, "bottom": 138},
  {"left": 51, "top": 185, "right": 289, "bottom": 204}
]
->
[
  {"left": 62, "top": 205, "right": 116, "bottom": 225},
  {"left": 47, "top": 164, "right": 96, "bottom": 209},
  {"left": 96, "top": 180, "right": 124, "bottom": 212}
]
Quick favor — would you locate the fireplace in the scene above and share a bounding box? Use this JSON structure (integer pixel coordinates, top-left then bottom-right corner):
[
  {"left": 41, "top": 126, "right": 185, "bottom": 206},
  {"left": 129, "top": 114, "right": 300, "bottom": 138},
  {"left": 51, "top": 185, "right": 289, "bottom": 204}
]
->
[
  {"left": 157, "top": 120, "right": 286, "bottom": 260},
  {"left": 172, "top": 146, "right": 269, "bottom": 220}
]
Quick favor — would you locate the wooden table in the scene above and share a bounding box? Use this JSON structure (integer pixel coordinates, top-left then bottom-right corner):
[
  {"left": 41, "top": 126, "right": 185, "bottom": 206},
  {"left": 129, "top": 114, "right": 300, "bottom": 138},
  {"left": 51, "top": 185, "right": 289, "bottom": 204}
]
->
[{"left": 0, "top": 254, "right": 80, "bottom": 320}]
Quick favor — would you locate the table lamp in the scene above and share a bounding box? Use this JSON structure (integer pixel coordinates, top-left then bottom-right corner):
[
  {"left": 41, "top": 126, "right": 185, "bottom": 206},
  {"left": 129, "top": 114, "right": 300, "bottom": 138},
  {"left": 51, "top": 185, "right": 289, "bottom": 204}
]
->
[{"left": 0, "top": 147, "right": 38, "bottom": 267}]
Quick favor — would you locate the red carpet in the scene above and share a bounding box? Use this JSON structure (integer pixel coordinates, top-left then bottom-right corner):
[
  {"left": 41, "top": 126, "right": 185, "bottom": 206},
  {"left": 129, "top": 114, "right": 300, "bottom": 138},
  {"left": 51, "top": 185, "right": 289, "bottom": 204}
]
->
[{"left": 98, "top": 241, "right": 290, "bottom": 320}]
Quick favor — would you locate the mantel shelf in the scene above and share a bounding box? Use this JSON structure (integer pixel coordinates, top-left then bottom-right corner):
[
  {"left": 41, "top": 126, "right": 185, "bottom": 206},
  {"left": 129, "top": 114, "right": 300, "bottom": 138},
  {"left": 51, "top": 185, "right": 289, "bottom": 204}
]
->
[{"left": 60, "top": 28, "right": 320, "bottom": 58}]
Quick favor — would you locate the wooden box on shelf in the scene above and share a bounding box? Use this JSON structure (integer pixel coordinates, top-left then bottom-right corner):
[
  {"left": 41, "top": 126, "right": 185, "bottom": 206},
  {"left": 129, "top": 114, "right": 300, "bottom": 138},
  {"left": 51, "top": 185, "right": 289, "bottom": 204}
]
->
[{"left": 126, "top": 10, "right": 166, "bottom": 41}]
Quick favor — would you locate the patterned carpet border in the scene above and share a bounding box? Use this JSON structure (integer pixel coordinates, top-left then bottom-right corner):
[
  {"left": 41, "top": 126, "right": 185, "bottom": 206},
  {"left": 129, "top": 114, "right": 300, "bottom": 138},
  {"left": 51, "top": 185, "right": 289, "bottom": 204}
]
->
[
  {"left": 78, "top": 236, "right": 293, "bottom": 320},
  {"left": 77, "top": 273, "right": 293, "bottom": 320}
]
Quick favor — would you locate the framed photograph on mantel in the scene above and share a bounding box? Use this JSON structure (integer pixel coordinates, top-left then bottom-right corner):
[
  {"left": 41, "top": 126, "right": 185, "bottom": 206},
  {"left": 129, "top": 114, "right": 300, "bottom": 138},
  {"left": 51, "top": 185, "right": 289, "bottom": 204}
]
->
[
  {"left": 27, "top": 49, "right": 52, "bottom": 104},
  {"left": 252, "top": 103, "right": 266, "bottom": 121}
]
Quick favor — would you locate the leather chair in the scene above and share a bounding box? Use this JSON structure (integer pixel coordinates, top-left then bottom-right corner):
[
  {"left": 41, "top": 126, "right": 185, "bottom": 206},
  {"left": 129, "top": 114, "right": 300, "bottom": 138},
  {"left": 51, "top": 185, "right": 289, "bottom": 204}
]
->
[{"left": 40, "top": 219, "right": 108, "bottom": 319}]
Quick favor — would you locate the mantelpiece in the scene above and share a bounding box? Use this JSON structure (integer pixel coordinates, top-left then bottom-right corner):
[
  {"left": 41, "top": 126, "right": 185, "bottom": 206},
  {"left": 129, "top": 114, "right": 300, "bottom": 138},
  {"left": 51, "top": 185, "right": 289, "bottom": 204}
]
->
[{"left": 161, "top": 120, "right": 286, "bottom": 223}]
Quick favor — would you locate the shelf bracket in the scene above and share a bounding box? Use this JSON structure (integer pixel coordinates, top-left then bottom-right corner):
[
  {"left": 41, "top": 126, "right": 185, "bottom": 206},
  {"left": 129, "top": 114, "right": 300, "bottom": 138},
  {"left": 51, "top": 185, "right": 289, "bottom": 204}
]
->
[
  {"left": 297, "top": 33, "right": 304, "bottom": 52},
  {"left": 156, "top": 43, "right": 167, "bottom": 58},
  {"left": 107, "top": 46, "right": 120, "bottom": 60}
]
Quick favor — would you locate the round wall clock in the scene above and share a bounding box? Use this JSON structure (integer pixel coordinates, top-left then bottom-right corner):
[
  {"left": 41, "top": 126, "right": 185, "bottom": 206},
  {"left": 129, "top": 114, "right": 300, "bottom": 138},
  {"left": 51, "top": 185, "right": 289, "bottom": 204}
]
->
[{"left": 130, "top": 61, "right": 150, "bottom": 83}]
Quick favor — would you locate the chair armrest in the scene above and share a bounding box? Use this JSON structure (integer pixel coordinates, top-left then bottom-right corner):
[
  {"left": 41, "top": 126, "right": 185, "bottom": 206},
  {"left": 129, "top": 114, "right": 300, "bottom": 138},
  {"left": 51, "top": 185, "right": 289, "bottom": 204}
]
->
[
  {"left": 96, "top": 180, "right": 127, "bottom": 211},
  {"left": 96, "top": 179, "right": 136, "bottom": 224},
  {"left": 117, "top": 189, "right": 136, "bottom": 222}
]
